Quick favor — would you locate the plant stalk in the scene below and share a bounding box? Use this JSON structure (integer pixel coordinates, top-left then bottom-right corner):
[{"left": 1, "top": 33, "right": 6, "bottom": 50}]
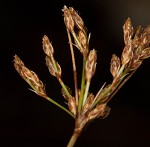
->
[
  {"left": 67, "top": 132, "right": 80, "bottom": 147},
  {"left": 82, "top": 81, "right": 90, "bottom": 105},
  {"left": 67, "top": 28, "right": 79, "bottom": 103},
  {"left": 58, "top": 78, "right": 72, "bottom": 99},
  {"left": 78, "top": 58, "right": 86, "bottom": 112}
]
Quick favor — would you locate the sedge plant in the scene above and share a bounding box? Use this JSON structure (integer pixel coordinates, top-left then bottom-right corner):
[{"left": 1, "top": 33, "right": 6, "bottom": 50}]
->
[{"left": 14, "top": 6, "right": 150, "bottom": 147}]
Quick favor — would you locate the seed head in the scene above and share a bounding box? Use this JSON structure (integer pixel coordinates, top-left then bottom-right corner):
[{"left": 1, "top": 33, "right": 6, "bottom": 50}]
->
[
  {"left": 129, "top": 60, "right": 142, "bottom": 70},
  {"left": 140, "top": 25, "right": 150, "bottom": 47},
  {"left": 140, "top": 47, "right": 150, "bottom": 59},
  {"left": 123, "top": 18, "right": 134, "bottom": 45},
  {"left": 69, "top": 7, "right": 84, "bottom": 31},
  {"left": 85, "top": 49, "right": 97, "bottom": 82},
  {"left": 14, "top": 55, "right": 47, "bottom": 97},
  {"left": 82, "top": 93, "right": 94, "bottom": 113},
  {"left": 63, "top": 5, "right": 74, "bottom": 32},
  {"left": 42, "top": 35, "right": 54, "bottom": 56},
  {"left": 134, "top": 26, "right": 142, "bottom": 39},
  {"left": 45, "top": 56, "right": 56, "bottom": 77},
  {"left": 68, "top": 97, "right": 77, "bottom": 116},
  {"left": 87, "top": 104, "right": 106, "bottom": 121},
  {"left": 110, "top": 54, "right": 121, "bottom": 78},
  {"left": 78, "top": 30, "right": 87, "bottom": 49},
  {"left": 99, "top": 105, "right": 111, "bottom": 119},
  {"left": 45, "top": 56, "right": 62, "bottom": 78},
  {"left": 121, "top": 44, "right": 133, "bottom": 65}
]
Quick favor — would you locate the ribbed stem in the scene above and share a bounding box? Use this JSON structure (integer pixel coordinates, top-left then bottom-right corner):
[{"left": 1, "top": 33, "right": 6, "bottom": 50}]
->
[
  {"left": 82, "top": 81, "right": 90, "bottom": 105},
  {"left": 78, "top": 58, "right": 86, "bottom": 112},
  {"left": 67, "top": 28, "right": 79, "bottom": 103}
]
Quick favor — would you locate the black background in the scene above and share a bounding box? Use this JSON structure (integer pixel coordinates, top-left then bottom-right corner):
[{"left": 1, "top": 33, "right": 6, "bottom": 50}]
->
[{"left": 0, "top": 0, "right": 150, "bottom": 147}]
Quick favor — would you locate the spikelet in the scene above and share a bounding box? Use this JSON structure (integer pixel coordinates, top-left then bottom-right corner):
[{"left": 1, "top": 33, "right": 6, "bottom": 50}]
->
[
  {"left": 85, "top": 49, "right": 97, "bottom": 82},
  {"left": 68, "top": 97, "right": 77, "bottom": 116},
  {"left": 82, "top": 93, "right": 94, "bottom": 113},
  {"left": 140, "top": 47, "right": 150, "bottom": 59},
  {"left": 140, "top": 25, "right": 150, "bottom": 47},
  {"left": 78, "top": 30, "right": 87, "bottom": 50},
  {"left": 121, "top": 44, "right": 133, "bottom": 66},
  {"left": 123, "top": 18, "right": 134, "bottom": 45},
  {"left": 43, "top": 36, "right": 62, "bottom": 78},
  {"left": 42, "top": 35, "right": 54, "bottom": 56},
  {"left": 14, "top": 55, "right": 47, "bottom": 98},
  {"left": 69, "top": 7, "right": 85, "bottom": 31},
  {"left": 62, "top": 6, "right": 74, "bottom": 32},
  {"left": 87, "top": 104, "right": 106, "bottom": 121},
  {"left": 110, "top": 54, "right": 121, "bottom": 78}
]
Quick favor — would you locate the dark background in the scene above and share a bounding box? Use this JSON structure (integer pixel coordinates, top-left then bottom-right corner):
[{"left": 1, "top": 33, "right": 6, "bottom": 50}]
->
[{"left": 0, "top": 0, "right": 150, "bottom": 146}]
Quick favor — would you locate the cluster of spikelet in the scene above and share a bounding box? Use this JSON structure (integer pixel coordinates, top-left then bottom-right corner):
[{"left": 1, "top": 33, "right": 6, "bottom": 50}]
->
[{"left": 14, "top": 6, "right": 150, "bottom": 147}]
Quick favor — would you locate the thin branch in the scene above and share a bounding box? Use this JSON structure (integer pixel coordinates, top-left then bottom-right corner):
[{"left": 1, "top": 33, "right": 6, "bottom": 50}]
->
[
  {"left": 58, "top": 78, "right": 72, "bottom": 99},
  {"left": 78, "top": 58, "right": 86, "bottom": 112},
  {"left": 67, "top": 28, "right": 78, "bottom": 104},
  {"left": 45, "top": 96, "right": 74, "bottom": 118},
  {"left": 82, "top": 81, "right": 90, "bottom": 105}
]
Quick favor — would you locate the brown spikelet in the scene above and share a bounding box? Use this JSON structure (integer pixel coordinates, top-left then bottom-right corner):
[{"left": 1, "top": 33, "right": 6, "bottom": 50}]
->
[
  {"left": 78, "top": 30, "right": 87, "bottom": 49},
  {"left": 123, "top": 18, "right": 134, "bottom": 45},
  {"left": 87, "top": 104, "right": 106, "bottom": 121},
  {"left": 69, "top": 7, "right": 84, "bottom": 31},
  {"left": 98, "top": 105, "right": 111, "bottom": 119},
  {"left": 45, "top": 56, "right": 56, "bottom": 76},
  {"left": 14, "top": 55, "right": 47, "bottom": 97},
  {"left": 140, "top": 47, "right": 150, "bottom": 59},
  {"left": 85, "top": 49, "right": 97, "bottom": 82},
  {"left": 121, "top": 44, "right": 133, "bottom": 65},
  {"left": 134, "top": 26, "right": 142, "bottom": 39},
  {"left": 42, "top": 35, "right": 54, "bottom": 56},
  {"left": 45, "top": 56, "right": 62, "bottom": 78},
  {"left": 132, "top": 38, "right": 140, "bottom": 51},
  {"left": 68, "top": 97, "right": 77, "bottom": 116},
  {"left": 110, "top": 54, "right": 121, "bottom": 78},
  {"left": 63, "top": 6, "right": 74, "bottom": 32},
  {"left": 140, "top": 26, "right": 150, "bottom": 47},
  {"left": 130, "top": 60, "right": 142, "bottom": 70},
  {"left": 43, "top": 35, "right": 61, "bottom": 77},
  {"left": 43, "top": 35, "right": 62, "bottom": 77},
  {"left": 82, "top": 93, "right": 94, "bottom": 113}
]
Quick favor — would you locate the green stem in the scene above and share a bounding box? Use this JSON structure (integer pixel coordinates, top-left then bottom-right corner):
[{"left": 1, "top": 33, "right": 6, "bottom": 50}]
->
[
  {"left": 58, "top": 78, "right": 72, "bottom": 99},
  {"left": 45, "top": 96, "right": 74, "bottom": 118},
  {"left": 49, "top": 54, "right": 58, "bottom": 73},
  {"left": 82, "top": 81, "right": 90, "bottom": 105},
  {"left": 25, "top": 79, "right": 73, "bottom": 117},
  {"left": 78, "top": 58, "right": 86, "bottom": 112},
  {"left": 72, "top": 31, "right": 82, "bottom": 50}
]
